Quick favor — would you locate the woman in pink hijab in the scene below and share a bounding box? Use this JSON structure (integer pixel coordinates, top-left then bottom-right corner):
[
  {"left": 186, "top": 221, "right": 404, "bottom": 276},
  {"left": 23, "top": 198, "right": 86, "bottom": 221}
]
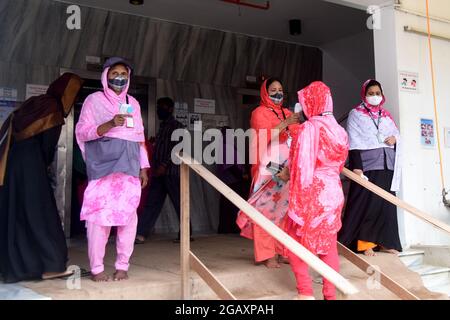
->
[
  {"left": 76, "top": 57, "right": 150, "bottom": 282},
  {"left": 278, "top": 81, "right": 349, "bottom": 300}
]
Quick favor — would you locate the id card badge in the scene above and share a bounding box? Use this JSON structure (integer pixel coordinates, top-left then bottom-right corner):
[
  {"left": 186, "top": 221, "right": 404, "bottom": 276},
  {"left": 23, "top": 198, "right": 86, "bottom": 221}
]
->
[
  {"left": 377, "top": 132, "right": 385, "bottom": 144},
  {"left": 126, "top": 116, "right": 134, "bottom": 128},
  {"left": 119, "top": 103, "right": 134, "bottom": 128}
]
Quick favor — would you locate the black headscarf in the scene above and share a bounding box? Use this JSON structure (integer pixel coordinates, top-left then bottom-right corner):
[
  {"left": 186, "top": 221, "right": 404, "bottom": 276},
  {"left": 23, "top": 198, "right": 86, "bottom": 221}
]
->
[{"left": 0, "top": 73, "right": 83, "bottom": 185}]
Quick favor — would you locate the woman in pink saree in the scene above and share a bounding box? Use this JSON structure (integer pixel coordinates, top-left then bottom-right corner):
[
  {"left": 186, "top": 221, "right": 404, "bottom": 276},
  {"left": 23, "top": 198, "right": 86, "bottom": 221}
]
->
[{"left": 279, "top": 81, "right": 349, "bottom": 300}]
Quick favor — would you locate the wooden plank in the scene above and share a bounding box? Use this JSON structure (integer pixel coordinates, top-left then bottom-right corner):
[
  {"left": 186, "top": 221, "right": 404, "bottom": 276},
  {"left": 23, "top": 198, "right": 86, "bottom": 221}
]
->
[
  {"left": 342, "top": 168, "right": 450, "bottom": 235},
  {"left": 176, "top": 153, "right": 359, "bottom": 296},
  {"left": 338, "top": 243, "right": 420, "bottom": 300},
  {"left": 180, "top": 163, "right": 190, "bottom": 300},
  {"left": 190, "top": 252, "right": 237, "bottom": 300}
]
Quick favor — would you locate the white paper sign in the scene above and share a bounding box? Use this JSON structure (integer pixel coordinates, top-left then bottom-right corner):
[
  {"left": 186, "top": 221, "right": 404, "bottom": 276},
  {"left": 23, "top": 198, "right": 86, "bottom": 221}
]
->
[
  {"left": 26, "top": 84, "right": 49, "bottom": 100},
  {"left": 0, "top": 87, "right": 18, "bottom": 102},
  {"left": 399, "top": 71, "right": 419, "bottom": 93},
  {"left": 175, "top": 102, "right": 188, "bottom": 112},
  {"left": 0, "top": 101, "right": 16, "bottom": 128},
  {"left": 174, "top": 102, "right": 189, "bottom": 128},
  {"left": 188, "top": 113, "right": 202, "bottom": 131},
  {"left": 215, "top": 115, "right": 229, "bottom": 127},
  {"left": 202, "top": 114, "right": 229, "bottom": 130},
  {"left": 175, "top": 110, "right": 189, "bottom": 128},
  {"left": 194, "top": 98, "right": 216, "bottom": 114}
]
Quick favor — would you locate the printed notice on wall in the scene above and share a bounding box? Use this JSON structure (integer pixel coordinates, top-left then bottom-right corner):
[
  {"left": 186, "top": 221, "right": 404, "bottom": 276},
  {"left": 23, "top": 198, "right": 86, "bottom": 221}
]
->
[
  {"left": 0, "top": 100, "right": 17, "bottom": 128},
  {"left": 188, "top": 113, "right": 202, "bottom": 131},
  {"left": 175, "top": 111, "right": 188, "bottom": 128},
  {"left": 420, "top": 118, "right": 435, "bottom": 147},
  {"left": 175, "top": 102, "right": 188, "bottom": 112},
  {"left": 194, "top": 98, "right": 215, "bottom": 114},
  {"left": 0, "top": 87, "right": 18, "bottom": 102},
  {"left": 202, "top": 114, "right": 230, "bottom": 131},
  {"left": 399, "top": 71, "right": 419, "bottom": 93},
  {"left": 26, "top": 84, "right": 49, "bottom": 100},
  {"left": 174, "top": 102, "right": 189, "bottom": 128}
]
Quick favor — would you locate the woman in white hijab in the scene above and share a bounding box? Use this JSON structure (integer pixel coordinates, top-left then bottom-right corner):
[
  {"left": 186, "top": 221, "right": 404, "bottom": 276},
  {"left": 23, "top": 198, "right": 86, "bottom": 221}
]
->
[{"left": 338, "top": 79, "right": 402, "bottom": 257}]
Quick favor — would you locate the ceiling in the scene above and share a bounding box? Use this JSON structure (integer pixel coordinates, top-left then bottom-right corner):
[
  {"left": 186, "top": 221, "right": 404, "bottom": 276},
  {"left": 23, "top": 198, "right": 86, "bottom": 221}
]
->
[
  {"left": 323, "top": 0, "right": 393, "bottom": 10},
  {"left": 54, "top": 0, "right": 378, "bottom": 46}
]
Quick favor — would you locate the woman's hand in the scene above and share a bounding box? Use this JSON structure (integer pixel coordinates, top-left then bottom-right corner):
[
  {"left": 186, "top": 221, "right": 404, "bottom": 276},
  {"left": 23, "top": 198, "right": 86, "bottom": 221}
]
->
[
  {"left": 384, "top": 136, "right": 396, "bottom": 146},
  {"left": 353, "top": 169, "right": 369, "bottom": 181},
  {"left": 285, "top": 113, "right": 301, "bottom": 126},
  {"left": 276, "top": 113, "right": 300, "bottom": 131},
  {"left": 97, "top": 114, "right": 126, "bottom": 136},
  {"left": 276, "top": 167, "right": 290, "bottom": 182},
  {"left": 139, "top": 169, "right": 149, "bottom": 189},
  {"left": 111, "top": 114, "right": 126, "bottom": 127}
]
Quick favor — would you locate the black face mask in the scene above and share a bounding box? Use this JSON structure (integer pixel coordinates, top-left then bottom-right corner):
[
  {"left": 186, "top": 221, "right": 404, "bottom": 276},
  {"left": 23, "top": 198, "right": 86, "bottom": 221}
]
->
[
  {"left": 157, "top": 108, "right": 171, "bottom": 120},
  {"left": 269, "top": 92, "right": 284, "bottom": 105}
]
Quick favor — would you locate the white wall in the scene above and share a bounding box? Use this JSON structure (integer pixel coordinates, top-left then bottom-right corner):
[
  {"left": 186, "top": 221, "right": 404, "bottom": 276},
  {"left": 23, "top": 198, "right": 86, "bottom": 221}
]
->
[
  {"left": 374, "top": 6, "right": 450, "bottom": 247},
  {"left": 373, "top": 6, "right": 406, "bottom": 246},
  {"left": 395, "top": 9, "right": 450, "bottom": 246},
  {"left": 400, "top": 0, "right": 450, "bottom": 19},
  {"left": 374, "top": 6, "right": 401, "bottom": 123},
  {"left": 322, "top": 30, "right": 376, "bottom": 121}
]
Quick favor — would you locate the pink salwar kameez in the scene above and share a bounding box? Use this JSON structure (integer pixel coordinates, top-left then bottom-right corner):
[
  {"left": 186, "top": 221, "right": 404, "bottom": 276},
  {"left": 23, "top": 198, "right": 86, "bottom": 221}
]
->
[
  {"left": 286, "top": 81, "right": 349, "bottom": 299},
  {"left": 76, "top": 66, "right": 149, "bottom": 276}
]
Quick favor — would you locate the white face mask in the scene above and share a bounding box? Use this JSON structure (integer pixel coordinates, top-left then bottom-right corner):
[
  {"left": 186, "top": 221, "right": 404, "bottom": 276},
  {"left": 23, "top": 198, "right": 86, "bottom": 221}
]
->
[{"left": 366, "top": 95, "right": 383, "bottom": 106}]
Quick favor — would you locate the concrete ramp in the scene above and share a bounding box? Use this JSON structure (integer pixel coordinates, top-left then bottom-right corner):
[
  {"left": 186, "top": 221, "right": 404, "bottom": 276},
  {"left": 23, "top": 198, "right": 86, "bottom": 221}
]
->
[
  {"left": 337, "top": 252, "right": 448, "bottom": 300},
  {"left": 18, "top": 235, "right": 447, "bottom": 300}
]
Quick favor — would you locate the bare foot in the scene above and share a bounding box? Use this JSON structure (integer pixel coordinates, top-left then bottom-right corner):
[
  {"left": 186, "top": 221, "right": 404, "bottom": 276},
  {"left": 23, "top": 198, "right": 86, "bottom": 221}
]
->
[
  {"left": 278, "top": 256, "right": 290, "bottom": 264},
  {"left": 294, "top": 294, "right": 315, "bottom": 300},
  {"left": 91, "top": 271, "right": 110, "bottom": 282},
  {"left": 363, "top": 248, "right": 377, "bottom": 257},
  {"left": 380, "top": 247, "right": 399, "bottom": 255},
  {"left": 264, "top": 257, "right": 281, "bottom": 268},
  {"left": 113, "top": 270, "right": 129, "bottom": 281}
]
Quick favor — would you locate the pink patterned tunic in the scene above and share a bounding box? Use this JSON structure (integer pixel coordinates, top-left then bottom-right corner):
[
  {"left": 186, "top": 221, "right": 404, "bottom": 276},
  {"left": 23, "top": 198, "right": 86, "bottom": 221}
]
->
[
  {"left": 287, "top": 82, "right": 349, "bottom": 255},
  {"left": 75, "top": 67, "right": 149, "bottom": 227}
]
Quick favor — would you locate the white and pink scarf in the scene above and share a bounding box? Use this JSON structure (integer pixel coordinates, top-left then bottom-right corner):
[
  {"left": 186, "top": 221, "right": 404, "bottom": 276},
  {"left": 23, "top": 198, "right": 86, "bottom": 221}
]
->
[{"left": 347, "top": 79, "right": 402, "bottom": 191}]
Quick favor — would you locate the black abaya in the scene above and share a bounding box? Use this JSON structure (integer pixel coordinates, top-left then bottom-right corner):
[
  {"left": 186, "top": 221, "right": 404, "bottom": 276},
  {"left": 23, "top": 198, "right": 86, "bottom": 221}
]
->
[
  {"left": 0, "top": 126, "right": 68, "bottom": 283},
  {"left": 338, "top": 169, "right": 402, "bottom": 252}
]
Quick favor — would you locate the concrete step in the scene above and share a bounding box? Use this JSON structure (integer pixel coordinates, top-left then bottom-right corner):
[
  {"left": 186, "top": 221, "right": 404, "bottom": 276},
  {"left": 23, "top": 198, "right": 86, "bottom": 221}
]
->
[
  {"left": 398, "top": 249, "right": 425, "bottom": 268},
  {"left": 409, "top": 264, "right": 450, "bottom": 289},
  {"left": 235, "top": 279, "right": 324, "bottom": 300},
  {"left": 0, "top": 284, "right": 51, "bottom": 300},
  {"left": 20, "top": 235, "right": 444, "bottom": 300},
  {"left": 428, "top": 283, "right": 450, "bottom": 297}
]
